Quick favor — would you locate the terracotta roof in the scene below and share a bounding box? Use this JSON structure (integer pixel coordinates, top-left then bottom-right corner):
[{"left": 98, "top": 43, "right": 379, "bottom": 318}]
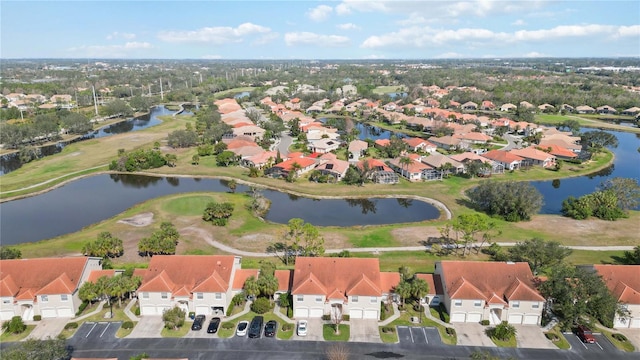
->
[
  {"left": 348, "top": 140, "right": 368, "bottom": 152},
  {"left": 137, "top": 255, "right": 236, "bottom": 295},
  {"left": 593, "top": 265, "right": 640, "bottom": 304},
  {"left": 415, "top": 274, "right": 444, "bottom": 295},
  {"left": 273, "top": 157, "right": 316, "bottom": 171},
  {"left": 403, "top": 137, "right": 427, "bottom": 148},
  {"left": 292, "top": 257, "right": 382, "bottom": 300},
  {"left": 481, "top": 150, "right": 524, "bottom": 164},
  {"left": 420, "top": 153, "right": 463, "bottom": 169},
  {"left": 275, "top": 270, "right": 293, "bottom": 292},
  {"left": 537, "top": 144, "right": 578, "bottom": 158},
  {"left": 357, "top": 158, "right": 392, "bottom": 172},
  {"left": 389, "top": 157, "right": 432, "bottom": 173},
  {"left": 225, "top": 139, "right": 259, "bottom": 149},
  {"left": 0, "top": 257, "right": 91, "bottom": 297},
  {"left": 286, "top": 151, "right": 304, "bottom": 159},
  {"left": 374, "top": 139, "right": 390, "bottom": 147},
  {"left": 379, "top": 272, "right": 400, "bottom": 294},
  {"left": 317, "top": 159, "right": 349, "bottom": 175},
  {"left": 233, "top": 269, "right": 259, "bottom": 290},
  {"left": 87, "top": 270, "right": 116, "bottom": 283},
  {"left": 214, "top": 98, "right": 242, "bottom": 114},
  {"left": 449, "top": 152, "right": 493, "bottom": 164},
  {"left": 439, "top": 261, "right": 544, "bottom": 302},
  {"left": 510, "top": 146, "right": 555, "bottom": 162}
]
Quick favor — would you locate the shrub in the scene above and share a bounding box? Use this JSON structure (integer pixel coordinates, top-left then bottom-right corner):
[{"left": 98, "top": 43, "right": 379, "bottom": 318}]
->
[
  {"left": 281, "top": 323, "right": 293, "bottom": 331},
  {"left": 545, "top": 332, "right": 559, "bottom": 341},
  {"left": 122, "top": 321, "right": 134, "bottom": 330},
  {"left": 380, "top": 302, "right": 388, "bottom": 321},
  {"left": 2, "top": 316, "right": 27, "bottom": 334},
  {"left": 287, "top": 307, "right": 293, "bottom": 319},
  {"left": 231, "top": 293, "right": 245, "bottom": 307},
  {"left": 33, "top": 315, "right": 42, "bottom": 321},
  {"left": 612, "top": 333, "right": 628, "bottom": 342},
  {"left": 250, "top": 297, "right": 272, "bottom": 314},
  {"left": 342, "top": 315, "right": 350, "bottom": 321},
  {"left": 64, "top": 322, "right": 79, "bottom": 330},
  {"left": 76, "top": 302, "right": 89, "bottom": 316},
  {"left": 382, "top": 326, "right": 396, "bottom": 333},
  {"left": 188, "top": 312, "right": 196, "bottom": 320},
  {"left": 134, "top": 306, "right": 141, "bottom": 316},
  {"left": 322, "top": 314, "right": 331, "bottom": 321},
  {"left": 221, "top": 322, "right": 235, "bottom": 330},
  {"left": 446, "top": 328, "right": 456, "bottom": 336},
  {"left": 480, "top": 320, "right": 490, "bottom": 326},
  {"left": 162, "top": 306, "right": 186, "bottom": 330}
]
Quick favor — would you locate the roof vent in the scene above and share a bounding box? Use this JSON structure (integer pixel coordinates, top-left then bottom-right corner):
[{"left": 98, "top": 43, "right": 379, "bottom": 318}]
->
[{"left": 506, "top": 261, "right": 515, "bottom": 265}]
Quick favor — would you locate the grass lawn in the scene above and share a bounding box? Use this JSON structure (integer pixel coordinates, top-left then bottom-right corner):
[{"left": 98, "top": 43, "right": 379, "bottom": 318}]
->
[
  {"left": 599, "top": 328, "right": 636, "bottom": 352},
  {"left": 323, "top": 324, "right": 350, "bottom": 341},
  {"left": 161, "top": 321, "right": 192, "bottom": 337},
  {"left": 218, "top": 310, "right": 294, "bottom": 339},
  {"left": 213, "top": 87, "right": 255, "bottom": 99},
  {"left": 278, "top": 323, "right": 295, "bottom": 340},
  {"left": 490, "top": 335, "right": 517, "bottom": 347},
  {"left": 0, "top": 325, "right": 36, "bottom": 342},
  {"left": 383, "top": 306, "right": 457, "bottom": 345},
  {"left": 545, "top": 327, "right": 571, "bottom": 350},
  {"left": 116, "top": 324, "right": 136, "bottom": 338},
  {"left": 429, "top": 304, "right": 450, "bottom": 323},
  {"left": 162, "top": 195, "right": 217, "bottom": 216},
  {"left": 372, "top": 86, "right": 406, "bottom": 94},
  {"left": 379, "top": 326, "right": 398, "bottom": 343}
]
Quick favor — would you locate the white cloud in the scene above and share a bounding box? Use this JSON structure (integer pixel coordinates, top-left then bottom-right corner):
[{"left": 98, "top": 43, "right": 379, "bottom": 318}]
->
[
  {"left": 335, "top": 3, "right": 351, "bottom": 15},
  {"left": 523, "top": 51, "right": 547, "bottom": 58},
  {"left": 284, "top": 32, "right": 350, "bottom": 47},
  {"left": 615, "top": 24, "right": 640, "bottom": 38},
  {"left": 157, "top": 23, "right": 271, "bottom": 44},
  {"left": 67, "top": 42, "right": 153, "bottom": 58},
  {"left": 337, "top": 23, "right": 360, "bottom": 30},
  {"left": 106, "top": 32, "right": 136, "bottom": 40},
  {"left": 434, "top": 52, "right": 466, "bottom": 59},
  {"left": 201, "top": 54, "right": 222, "bottom": 59},
  {"left": 511, "top": 19, "right": 526, "bottom": 26},
  {"left": 363, "top": 54, "right": 386, "bottom": 59},
  {"left": 307, "top": 5, "right": 333, "bottom": 22}
]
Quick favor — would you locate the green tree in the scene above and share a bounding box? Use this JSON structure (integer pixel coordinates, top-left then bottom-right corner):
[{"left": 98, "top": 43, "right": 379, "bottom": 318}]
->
[
  {"left": 466, "top": 180, "right": 544, "bottom": 221},
  {"left": 507, "top": 238, "right": 572, "bottom": 274},
  {"left": 598, "top": 177, "right": 640, "bottom": 211},
  {"left": 278, "top": 292, "right": 291, "bottom": 313},
  {"left": 138, "top": 222, "right": 179, "bottom": 256},
  {"left": 0, "top": 247, "right": 22, "bottom": 259},
  {"left": 620, "top": 245, "right": 640, "bottom": 265},
  {"left": 489, "top": 321, "right": 517, "bottom": 341},
  {"left": 202, "top": 201, "right": 235, "bottom": 226},
  {"left": 162, "top": 306, "right": 186, "bottom": 330},
  {"left": 451, "top": 214, "right": 497, "bottom": 256},
  {"left": 581, "top": 130, "right": 618, "bottom": 153},
  {"left": 227, "top": 179, "right": 237, "bottom": 193},
  {"left": 102, "top": 99, "right": 133, "bottom": 117},
  {"left": 2, "top": 316, "right": 26, "bottom": 334},
  {"left": 78, "top": 280, "right": 101, "bottom": 308},
  {"left": 191, "top": 154, "right": 200, "bottom": 165},
  {"left": 2, "top": 337, "right": 69, "bottom": 360},
  {"left": 216, "top": 150, "right": 238, "bottom": 167},
  {"left": 393, "top": 281, "right": 412, "bottom": 307},
  {"left": 82, "top": 231, "right": 124, "bottom": 258},
  {"left": 167, "top": 129, "right": 198, "bottom": 148},
  {"left": 243, "top": 276, "right": 260, "bottom": 299},
  {"left": 257, "top": 274, "right": 279, "bottom": 300}
]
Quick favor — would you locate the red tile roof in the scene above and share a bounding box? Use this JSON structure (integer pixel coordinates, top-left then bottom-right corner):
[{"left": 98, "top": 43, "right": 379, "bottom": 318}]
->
[
  {"left": 481, "top": 150, "right": 524, "bottom": 164},
  {"left": 593, "top": 265, "right": 640, "bottom": 304},
  {"left": 536, "top": 144, "right": 577, "bottom": 158},
  {"left": 273, "top": 157, "right": 316, "bottom": 171},
  {"left": 292, "top": 257, "right": 382, "bottom": 300},
  {"left": 416, "top": 274, "right": 444, "bottom": 295},
  {"left": 403, "top": 137, "right": 427, "bottom": 148},
  {"left": 0, "top": 257, "right": 91, "bottom": 297},
  {"left": 275, "top": 270, "right": 293, "bottom": 292},
  {"left": 232, "top": 269, "right": 259, "bottom": 290},
  {"left": 87, "top": 270, "right": 116, "bottom": 283},
  {"left": 379, "top": 272, "right": 401, "bottom": 294}
]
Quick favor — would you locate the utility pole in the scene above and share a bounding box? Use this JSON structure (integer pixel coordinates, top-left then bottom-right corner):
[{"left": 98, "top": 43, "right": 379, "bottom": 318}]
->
[{"left": 91, "top": 85, "right": 99, "bottom": 117}]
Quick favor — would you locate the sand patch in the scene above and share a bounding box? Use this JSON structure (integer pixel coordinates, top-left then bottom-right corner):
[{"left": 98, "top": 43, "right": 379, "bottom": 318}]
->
[
  {"left": 118, "top": 212, "right": 154, "bottom": 227},
  {"left": 390, "top": 226, "right": 443, "bottom": 246}
]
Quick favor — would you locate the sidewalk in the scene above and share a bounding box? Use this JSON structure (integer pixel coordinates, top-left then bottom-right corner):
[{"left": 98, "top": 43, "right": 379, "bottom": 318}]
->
[
  {"left": 225, "top": 301, "right": 251, "bottom": 322},
  {"left": 379, "top": 303, "right": 400, "bottom": 326},
  {"left": 273, "top": 304, "right": 295, "bottom": 325},
  {"left": 74, "top": 300, "right": 107, "bottom": 321},
  {"left": 124, "top": 298, "right": 140, "bottom": 322}
]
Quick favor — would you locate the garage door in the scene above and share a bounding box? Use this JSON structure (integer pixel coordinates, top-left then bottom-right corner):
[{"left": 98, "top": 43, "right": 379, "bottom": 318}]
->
[
  {"left": 141, "top": 306, "right": 158, "bottom": 315},
  {"left": 350, "top": 309, "right": 363, "bottom": 319},
  {"left": 57, "top": 308, "right": 73, "bottom": 317},
  {"left": 310, "top": 308, "right": 323, "bottom": 318},
  {"left": 195, "top": 306, "right": 209, "bottom": 315},
  {"left": 523, "top": 315, "right": 539, "bottom": 325},
  {"left": 508, "top": 314, "right": 523, "bottom": 324},
  {"left": 295, "top": 308, "right": 309, "bottom": 318},
  {"left": 630, "top": 318, "right": 640, "bottom": 329},
  {"left": 364, "top": 310, "right": 378, "bottom": 319},
  {"left": 467, "top": 313, "right": 482, "bottom": 323},
  {"left": 0, "top": 310, "right": 14, "bottom": 320},
  {"left": 450, "top": 313, "right": 466, "bottom": 323},
  {"left": 41, "top": 309, "right": 57, "bottom": 318}
]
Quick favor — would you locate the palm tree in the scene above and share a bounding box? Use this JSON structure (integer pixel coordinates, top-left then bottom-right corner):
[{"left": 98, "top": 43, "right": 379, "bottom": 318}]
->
[
  {"left": 290, "top": 161, "right": 302, "bottom": 178},
  {"left": 394, "top": 281, "right": 412, "bottom": 307},
  {"left": 257, "top": 274, "right": 279, "bottom": 300},
  {"left": 243, "top": 276, "right": 260, "bottom": 300},
  {"left": 399, "top": 156, "right": 412, "bottom": 178}
]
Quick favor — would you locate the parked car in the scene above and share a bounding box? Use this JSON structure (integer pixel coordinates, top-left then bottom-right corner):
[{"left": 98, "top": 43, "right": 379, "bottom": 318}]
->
[
  {"left": 207, "top": 317, "right": 221, "bottom": 334},
  {"left": 191, "top": 315, "right": 206, "bottom": 331},
  {"left": 297, "top": 320, "right": 308, "bottom": 336},
  {"left": 576, "top": 325, "right": 596, "bottom": 344},
  {"left": 264, "top": 320, "right": 277, "bottom": 337},
  {"left": 248, "top": 316, "right": 264, "bottom": 338},
  {"left": 236, "top": 320, "right": 249, "bottom": 337}
]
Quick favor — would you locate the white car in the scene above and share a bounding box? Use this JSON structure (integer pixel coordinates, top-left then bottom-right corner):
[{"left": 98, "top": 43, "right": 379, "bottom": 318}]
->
[
  {"left": 236, "top": 321, "right": 249, "bottom": 337},
  {"left": 297, "top": 320, "right": 308, "bottom": 336}
]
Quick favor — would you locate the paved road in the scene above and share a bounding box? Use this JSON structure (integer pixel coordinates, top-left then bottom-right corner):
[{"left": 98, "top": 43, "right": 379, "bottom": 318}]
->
[
  {"left": 502, "top": 133, "right": 522, "bottom": 150},
  {"left": 276, "top": 130, "right": 293, "bottom": 156}
]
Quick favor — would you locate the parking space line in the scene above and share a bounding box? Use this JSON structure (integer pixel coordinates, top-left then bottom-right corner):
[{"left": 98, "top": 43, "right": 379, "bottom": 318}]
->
[
  {"left": 86, "top": 323, "right": 97, "bottom": 338},
  {"left": 409, "top": 328, "right": 414, "bottom": 343},
  {"left": 576, "top": 335, "right": 588, "bottom": 349},
  {"left": 422, "top": 328, "right": 428, "bottom": 344},
  {"left": 596, "top": 342, "right": 603, "bottom": 350},
  {"left": 100, "top": 323, "right": 110, "bottom": 337}
]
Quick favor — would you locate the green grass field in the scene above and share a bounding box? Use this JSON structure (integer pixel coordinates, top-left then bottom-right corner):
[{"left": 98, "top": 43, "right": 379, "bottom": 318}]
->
[{"left": 372, "top": 86, "right": 406, "bottom": 95}]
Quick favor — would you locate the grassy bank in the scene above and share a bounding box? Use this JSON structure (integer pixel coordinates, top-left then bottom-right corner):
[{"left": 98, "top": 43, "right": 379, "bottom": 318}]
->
[{"left": 535, "top": 114, "right": 640, "bottom": 134}]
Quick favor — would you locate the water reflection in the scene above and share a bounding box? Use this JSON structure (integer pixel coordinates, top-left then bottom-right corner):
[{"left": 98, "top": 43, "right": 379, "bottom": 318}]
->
[
  {"left": 345, "top": 198, "right": 378, "bottom": 215},
  {"left": 552, "top": 179, "right": 561, "bottom": 189}
]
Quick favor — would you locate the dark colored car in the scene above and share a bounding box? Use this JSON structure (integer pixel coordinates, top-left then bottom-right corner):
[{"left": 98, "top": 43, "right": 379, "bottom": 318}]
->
[
  {"left": 577, "top": 325, "right": 596, "bottom": 344},
  {"left": 207, "top": 317, "right": 221, "bottom": 334},
  {"left": 248, "top": 316, "right": 264, "bottom": 338},
  {"left": 264, "top": 320, "right": 277, "bottom": 337},
  {"left": 191, "top": 314, "right": 206, "bottom": 331}
]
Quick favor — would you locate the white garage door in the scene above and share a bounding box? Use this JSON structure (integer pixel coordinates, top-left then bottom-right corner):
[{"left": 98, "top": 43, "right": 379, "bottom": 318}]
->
[
  {"left": 364, "top": 310, "right": 378, "bottom": 319},
  {"left": 467, "top": 313, "right": 482, "bottom": 323},
  {"left": 195, "top": 306, "right": 209, "bottom": 315},
  {"left": 450, "top": 313, "right": 466, "bottom": 323},
  {"left": 350, "top": 309, "right": 363, "bottom": 319},
  {"left": 295, "top": 308, "right": 309, "bottom": 318},
  {"left": 141, "top": 306, "right": 158, "bottom": 315},
  {"left": 57, "top": 308, "right": 73, "bottom": 317},
  {"left": 630, "top": 318, "right": 640, "bottom": 329},
  {"left": 0, "top": 310, "right": 14, "bottom": 320},
  {"left": 523, "top": 315, "right": 539, "bottom": 325},
  {"left": 508, "top": 314, "right": 523, "bottom": 324},
  {"left": 41, "top": 309, "right": 57, "bottom": 318},
  {"left": 310, "top": 308, "right": 324, "bottom": 318}
]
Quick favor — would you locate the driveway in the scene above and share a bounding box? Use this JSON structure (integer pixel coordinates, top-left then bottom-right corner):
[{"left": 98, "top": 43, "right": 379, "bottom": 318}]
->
[
  {"left": 276, "top": 131, "right": 293, "bottom": 156},
  {"left": 349, "top": 319, "right": 381, "bottom": 343},
  {"left": 26, "top": 318, "right": 69, "bottom": 340},
  {"left": 452, "top": 323, "right": 496, "bottom": 347},
  {"left": 513, "top": 325, "right": 556, "bottom": 349},
  {"left": 614, "top": 328, "right": 640, "bottom": 352},
  {"left": 127, "top": 316, "right": 163, "bottom": 338},
  {"left": 294, "top": 318, "right": 324, "bottom": 341}
]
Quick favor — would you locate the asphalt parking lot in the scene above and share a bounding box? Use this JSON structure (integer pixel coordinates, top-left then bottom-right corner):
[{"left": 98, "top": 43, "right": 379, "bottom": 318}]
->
[
  {"left": 74, "top": 322, "right": 121, "bottom": 341},
  {"left": 397, "top": 326, "right": 442, "bottom": 346},
  {"left": 563, "top": 331, "right": 618, "bottom": 353}
]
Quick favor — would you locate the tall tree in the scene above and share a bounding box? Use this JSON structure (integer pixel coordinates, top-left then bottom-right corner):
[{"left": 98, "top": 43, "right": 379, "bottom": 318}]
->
[
  {"left": 598, "top": 177, "right": 640, "bottom": 211},
  {"left": 507, "top": 238, "right": 572, "bottom": 274},
  {"left": 466, "top": 180, "right": 544, "bottom": 222}
]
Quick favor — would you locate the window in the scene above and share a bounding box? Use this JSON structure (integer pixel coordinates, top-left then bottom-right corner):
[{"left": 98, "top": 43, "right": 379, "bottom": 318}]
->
[
  {"left": 161, "top": 292, "right": 168, "bottom": 299},
  {"left": 454, "top": 300, "right": 462, "bottom": 307},
  {"left": 40, "top": 295, "right": 48, "bottom": 303},
  {"left": 196, "top": 293, "right": 203, "bottom": 300},
  {"left": 371, "top": 296, "right": 377, "bottom": 303},
  {"left": 296, "top": 295, "right": 304, "bottom": 302},
  {"left": 2, "top": 299, "right": 10, "bottom": 304},
  {"left": 474, "top": 300, "right": 482, "bottom": 307},
  {"left": 352, "top": 296, "right": 358, "bottom": 303},
  {"left": 315, "top": 296, "right": 323, "bottom": 303},
  {"left": 215, "top": 293, "right": 222, "bottom": 300},
  {"left": 60, "top": 294, "right": 68, "bottom": 302},
  {"left": 142, "top": 292, "right": 149, "bottom": 299},
  {"left": 511, "top": 301, "right": 520, "bottom": 309},
  {"left": 532, "top": 303, "right": 539, "bottom": 309}
]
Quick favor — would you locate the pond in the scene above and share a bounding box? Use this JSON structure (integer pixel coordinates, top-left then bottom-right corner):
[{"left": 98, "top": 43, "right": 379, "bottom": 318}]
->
[
  {"left": 318, "top": 117, "right": 406, "bottom": 141},
  {"left": 0, "top": 105, "right": 172, "bottom": 175},
  {"left": 0, "top": 174, "right": 441, "bottom": 245}
]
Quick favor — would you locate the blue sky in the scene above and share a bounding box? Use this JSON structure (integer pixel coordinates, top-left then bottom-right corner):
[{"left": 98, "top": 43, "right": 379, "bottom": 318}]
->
[{"left": 1, "top": 1, "right": 639, "bottom": 59}]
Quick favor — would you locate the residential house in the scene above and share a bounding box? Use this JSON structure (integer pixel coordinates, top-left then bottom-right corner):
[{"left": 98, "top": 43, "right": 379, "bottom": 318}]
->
[
  {"left": 309, "top": 138, "right": 341, "bottom": 154},
  {"left": 420, "top": 153, "right": 464, "bottom": 175},
  {"left": 0, "top": 257, "right": 103, "bottom": 320},
  {"left": 560, "top": 104, "right": 575, "bottom": 113},
  {"left": 274, "top": 270, "right": 294, "bottom": 297},
  {"left": 374, "top": 139, "right": 391, "bottom": 149},
  {"left": 357, "top": 159, "right": 399, "bottom": 184},
  {"left": 348, "top": 140, "right": 368, "bottom": 162},
  {"left": 591, "top": 265, "right": 640, "bottom": 329},
  {"left": 537, "top": 103, "right": 555, "bottom": 112},
  {"left": 214, "top": 98, "right": 243, "bottom": 114},
  {"left": 510, "top": 147, "right": 556, "bottom": 168},
  {"left": 596, "top": 105, "right": 617, "bottom": 114},
  {"left": 539, "top": 139, "right": 582, "bottom": 154},
  {"left": 136, "top": 255, "right": 241, "bottom": 316},
  {"left": 243, "top": 150, "right": 278, "bottom": 169},
  {"left": 315, "top": 158, "right": 350, "bottom": 181},
  {"left": 500, "top": 103, "right": 517, "bottom": 112},
  {"left": 621, "top": 107, "right": 640, "bottom": 116},
  {"left": 403, "top": 137, "right": 437, "bottom": 153},
  {"left": 481, "top": 101, "right": 496, "bottom": 110},
  {"left": 435, "top": 261, "right": 545, "bottom": 325},
  {"left": 450, "top": 152, "right": 504, "bottom": 175},
  {"left": 481, "top": 150, "right": 524, "bottom": 170},
  {"left": 291, "top": 257, "right": 384, "bottom": 319},
  {"left": 388, "top": 157, "right": 433, "bottom": 182},
  {"left": 454, "top": 132, "right": 492, "bottom": 144},
  {"left": 265, "top": 157, "right": 317, "bottom": 178},
  {"left": 519, "top": 101, "right": 535, "bottom": 110},
  {"left": 536, "top": 144, "right": 578, "bottom": 161},
  {"left": 576, "top": 105, "right": 596, "bottom": 114},
  {"left": 461, "top": 101, "right": 478, "bottom": 111},
  {"left": 429, "top": 136, "right": 463, "bottom": 151},
  {"left": 232, "top": 125, "right": 265, "bottom": 140},
  {"left": 415, "top": 274, "right": 445, "bottom": 307}
]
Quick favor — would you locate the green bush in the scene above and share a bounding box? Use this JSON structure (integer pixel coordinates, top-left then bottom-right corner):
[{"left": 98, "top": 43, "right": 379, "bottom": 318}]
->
[
  {"left": 342, "top": 315, "right": 350, "bottom": 321},
  {"left": 380, "top": 302, "right": 388, "bottom": 321},
  {"left": 33, "top": 315, "right": 42, "bottom": 321},
  {"left": 281, "top": 323, "right": 293, "bottom": 331},
  {"left": 545, "top": 332, "right": 559, "bottom": 341},
  {"left": 221, "top": 322, "right": 235, "bottom": 330},
  {"left": 287, "top": 307, "right": 293, "bottom": 318},
  {"left": 446, "top": 327, "right": 456, "bottom": 336},
  {"left": 322, "top": 314, "right": 331, "bottom": 321},
  {"left": 134, "top": 306, "right": 141, "bottom": 316},
  {"left": 382, "top": 326, "right": 396, "bottom": 333},
  {"left": 162, "top": 306, "right": 186, "bottom": 330},
  {"left": 480, "top": 320, "right": 490, "bottom": 326},
  {"left": 76, "top": 301, "right": 88, "bottom": 316},
  {"left": 231, "top": 293, "right": 245, "bottom": 307},
  {"left": 122, "top": 321, "right": 134, "bottom": 330},
  {"left": 2, "top": 316, "right": 26, "bottom": 334},
  {"left": 250, "top": 297, "right": 273, "bottom": 314},
  {"left": 612, "top": 333, "right": 628, "bottom": 342},
  {"left": 64, "top": 322, "right": 79, "bottom": 330}
]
